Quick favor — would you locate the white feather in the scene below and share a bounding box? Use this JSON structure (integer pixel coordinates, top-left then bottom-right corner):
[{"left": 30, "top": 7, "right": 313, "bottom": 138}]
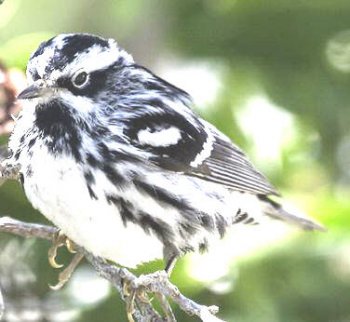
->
[
  {"left": 190, "top": 127, "right": 214, "bottom": 167},
  {"left": 137, "top": 127, "right": 182, "bottom": 147}
]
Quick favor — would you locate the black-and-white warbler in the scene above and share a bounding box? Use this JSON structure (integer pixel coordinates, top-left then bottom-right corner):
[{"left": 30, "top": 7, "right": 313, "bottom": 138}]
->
[{"left": 8, "top": 33, "right": 323, "bottom": 275}]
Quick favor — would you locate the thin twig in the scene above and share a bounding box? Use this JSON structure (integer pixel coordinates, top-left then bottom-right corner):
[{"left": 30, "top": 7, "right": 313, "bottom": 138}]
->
[{"left": 0, "top": 216, "right": 57, "bottom": 240}]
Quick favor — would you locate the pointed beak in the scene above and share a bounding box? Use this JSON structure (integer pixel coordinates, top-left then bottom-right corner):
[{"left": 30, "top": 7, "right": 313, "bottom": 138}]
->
[{"left": 17, "top": 81, "right": 50, "bottom": 100}]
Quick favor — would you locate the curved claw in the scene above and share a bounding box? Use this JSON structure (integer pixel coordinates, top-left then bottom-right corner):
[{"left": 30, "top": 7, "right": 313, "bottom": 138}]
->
[
  {"left": 123, "top": 279, "right": 149, "bottom": 322},
  {"left": 126, "top": 290, "right": 136, "bottom": 322},
  {"left": 49, "top": 280, "right": 66, "bottom": 291},
  {"left": 48, "top": 245, "right": 64, "bottom": 268},
  {"left": 49, "top": 253, "right": 84, "bottom": 291},
  {"left": 47, "top": 231, "right": 83, "bottom": 290},
  {"left": 127, "top": 311, "right": 135, "bottom": 322},
  {"left": 48, "top": 231, "right": 67, "bottom": 268},
  {"left": 49, "top": 256, "right": 64, "bottom": 269},
  {"left": 123, "top": 279, "right": 136, "bottom": 322},
  {"left": 65, "top": 238, "right": 77, "bottom": 254}
]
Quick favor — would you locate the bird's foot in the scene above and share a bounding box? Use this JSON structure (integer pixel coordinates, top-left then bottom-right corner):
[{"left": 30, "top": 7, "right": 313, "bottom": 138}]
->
[
  {"left": 123, "top": 270, "right": 176, "bottom": 322},
  {"left": 123, "top": 277, "right": 149, "bottom": 322},
  {"left": 48, "top": 231, "right": 84, "bottom": 290}
]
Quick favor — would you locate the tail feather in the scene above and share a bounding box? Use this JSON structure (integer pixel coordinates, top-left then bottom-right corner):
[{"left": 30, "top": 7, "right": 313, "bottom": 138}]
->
[{"left": 258, "top": 195, "right": 326, "bottom": 232}]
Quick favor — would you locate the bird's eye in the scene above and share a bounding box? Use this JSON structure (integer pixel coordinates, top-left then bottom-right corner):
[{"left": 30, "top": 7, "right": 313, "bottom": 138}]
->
[{"left": 72, "top": 71, "right": 89, "bottom": 88}]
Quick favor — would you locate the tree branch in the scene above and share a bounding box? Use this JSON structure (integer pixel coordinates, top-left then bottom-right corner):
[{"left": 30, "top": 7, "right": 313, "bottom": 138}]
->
[
  {"left": 0, "top": 216, "right": 225, "bottom": 321},
  {"left": 0, "top": 216, "right": 163, "bottom": 321}
]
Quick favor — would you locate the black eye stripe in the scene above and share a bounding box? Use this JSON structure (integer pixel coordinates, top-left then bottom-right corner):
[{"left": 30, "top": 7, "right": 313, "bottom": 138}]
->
[{"left": 56, "top": 69, "right": 107, "bottom": 97}]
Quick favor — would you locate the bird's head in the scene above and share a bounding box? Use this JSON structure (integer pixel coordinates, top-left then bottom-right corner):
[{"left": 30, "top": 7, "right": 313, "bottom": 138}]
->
[{"left": 18, "top": 33, "right": 135, "bottom": 114}]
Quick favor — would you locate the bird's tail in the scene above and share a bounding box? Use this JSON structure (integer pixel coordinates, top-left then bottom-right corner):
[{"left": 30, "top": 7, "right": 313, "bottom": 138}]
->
[{"left": 258, "top": 195, "right": 326, "bottom": 232}]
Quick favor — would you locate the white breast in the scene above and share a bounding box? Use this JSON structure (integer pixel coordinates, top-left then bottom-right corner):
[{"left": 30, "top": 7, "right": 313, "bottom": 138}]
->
[{"left": 18, "top": 143, "right": 164, "bottom": 268}]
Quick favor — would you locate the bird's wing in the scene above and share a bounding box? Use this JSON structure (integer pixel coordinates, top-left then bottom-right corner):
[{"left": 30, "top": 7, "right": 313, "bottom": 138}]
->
[{"left": 124, "top": 110, "right": 278, "bottom": 196}]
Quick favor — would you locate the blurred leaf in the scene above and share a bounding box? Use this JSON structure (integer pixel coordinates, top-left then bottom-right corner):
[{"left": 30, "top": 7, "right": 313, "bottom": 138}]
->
[
  {"left": 0, "top": 32, "right": 54, "bottom": 69},
  {"left": 0, "top": 0, "right": 19, "bottom": 27}
]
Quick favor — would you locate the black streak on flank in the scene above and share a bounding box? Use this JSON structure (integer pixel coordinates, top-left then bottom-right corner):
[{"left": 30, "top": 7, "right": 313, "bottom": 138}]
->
[
  {"left": 119, "top": 200, "right": 136, "bottom": 225},
  {"left": 199, "top": 239, "right": 209, "bottom": 253},
  {"left": 134, "top": 180, "right": 215, "bottom": 233},
  {"left": 84, "top": 170, "right": 95, "bottom": 185},
  {"left": 200, "top": 214, "right": 215, "bottom": 231},
  {"left": 102, "top": 164, "right": 126, "bottom": 186},
  {"left": 245, "top": 218, "right": 255, "bottom": 225},
  {"left": 84, "top": 171, "right": 97, "bottom": 200},
  {"left": 26, "top": 165, "right": 33, "bottom": 177},
  {"left": 85, "top": 143, "right": 138, "bottom": 187},
  {"left": 27, "top": 138, "right": 36, "bottom": 149},
  {"left": 14, "top": 150, "right": 21, "bottom": 161},
  {"left": 233, "top": 212, "right": 248, "bottom": 224},
  {"left": 106, "top": 194, "right": 174, "bottom": 243},
  {"left": 134, "top": 180, "right": 189, "bottom": 212},
  {"left": 35, "top": 99, "right": 82, "bottom": 162},
  {"left": 179, "top": 222, "right": 198, "bottom": 238},
  {"left": 87, "top": 186, "right": 97, "bottom": 200},
  {"left": 215, "top": 214, "right": 227, "bottom": 238},
  {"left": 86, "top": 153, "right": 99, "bottom": 168},
  {"left": 97, "top": 142, "right": 140, "bottom": 164},
  {"left": 19, "top": 173, "right": 24, "bottom": 186},
  {"left": 106, "top": 195, "right": 136, "bottom": 225},
  {"left": 139, "top": 211, "right": 174, "bottom": 243}
]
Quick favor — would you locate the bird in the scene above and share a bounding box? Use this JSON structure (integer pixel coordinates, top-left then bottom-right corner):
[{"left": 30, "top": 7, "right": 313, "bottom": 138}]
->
[{"left": 8, "top": 33, "right": 323, "bottom": 286}]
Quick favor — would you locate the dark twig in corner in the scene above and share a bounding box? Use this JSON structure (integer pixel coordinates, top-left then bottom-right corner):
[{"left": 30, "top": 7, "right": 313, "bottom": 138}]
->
[{"left": 0, "top": 165, "right": 225, "bottom": 322}]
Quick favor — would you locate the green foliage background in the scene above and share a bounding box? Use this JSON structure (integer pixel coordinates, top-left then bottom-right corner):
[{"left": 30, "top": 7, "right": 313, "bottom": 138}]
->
[{"left": 0, "top": 1, "right": 350, "bottom": 321}]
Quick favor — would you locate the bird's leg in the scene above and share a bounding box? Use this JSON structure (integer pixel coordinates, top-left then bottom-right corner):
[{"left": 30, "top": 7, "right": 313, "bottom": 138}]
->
[
  {"left": 125, "top": 286, "right": 137, "bottom": 322},
  {"left": 48, "top": 231, "right": 66, "bottom": 268},
  {"left": 123, "top": 267, "right": 178, "bottom": 322},
  {"left": 48, "top": 230, "right": 84, "bottom": 290},
  {"left": 165, "top": 255, "right": 177, "bottom": 276},
  {"left": 50, "top": 252, "right": 84, "bottom": 290},
  {"left": 122, "top": 277, "right": 150, "bottom": 322},
  {"left": 155, "top": 292, "right": 176, "bottom": 322},
  {"left": 122, "top": 251, "right": 178, "bottom": 321}
]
